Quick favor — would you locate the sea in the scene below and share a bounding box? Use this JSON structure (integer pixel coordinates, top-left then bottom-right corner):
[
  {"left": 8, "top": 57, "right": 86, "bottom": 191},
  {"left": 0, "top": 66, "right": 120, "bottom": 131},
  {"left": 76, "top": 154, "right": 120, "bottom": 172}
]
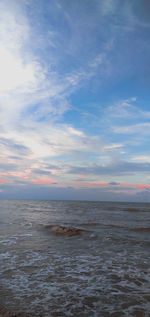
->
[{"left": 0, "top": 199, "right": 150, "bottom": 317}]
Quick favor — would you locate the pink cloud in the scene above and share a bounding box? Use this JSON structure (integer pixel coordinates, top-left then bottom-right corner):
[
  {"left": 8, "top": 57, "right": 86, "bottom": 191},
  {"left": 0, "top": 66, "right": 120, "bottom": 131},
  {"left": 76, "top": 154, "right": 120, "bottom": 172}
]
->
[
  {"left": 86, "top": 182, "right": 150, "bottom": 189},
  {"left": 87, "top": 181, "right": 108, "bottom": 187},
  {"left": 30, "top": 178, "right": 56, "bottom": 184},
  {"left": 65, "top": 181, "right": 108, "bottom": 188},
  {"left": 0, "top": 179, "right": 10, "bottom": 183},
  {"left": 66, "top": 181, "right": 150, "bottom": 190},
  {"left": 0, "top": 170, "right": 32, "bottom": 180},
  {"left": 121, "top": 183, "right": 150, "bottom": 189},
  {"left": 138, "top": 184, "right": 150, "bottom": 189},
  {"left": 77, "top": 174, "right": 86, "bottom": 179}
]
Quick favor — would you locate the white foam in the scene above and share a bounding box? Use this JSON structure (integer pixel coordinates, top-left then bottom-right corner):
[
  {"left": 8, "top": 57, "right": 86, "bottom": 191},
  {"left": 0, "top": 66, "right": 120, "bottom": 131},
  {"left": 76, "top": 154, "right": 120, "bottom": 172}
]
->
[
  {"left": 0, "top": 238, "right": 17, "bottom": 246},
  {"left": 0, "top": 251, "right": 11, "bottom": 259},
  {"left": 13, "top": 233, "right": 33, "bottom": 238},
  {"left": 22, "top": 222, "right": 33, "bottom": 228}
]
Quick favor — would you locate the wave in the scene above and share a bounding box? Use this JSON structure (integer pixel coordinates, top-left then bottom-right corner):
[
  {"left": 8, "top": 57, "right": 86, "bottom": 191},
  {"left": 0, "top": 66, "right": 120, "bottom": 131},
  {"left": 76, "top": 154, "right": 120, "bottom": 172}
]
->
[
  {"left": 44, "top": 224, "right": 89, "bottom": 236},
  {"left": 79, "top": 222, "right": 98, "bottom": 226},
  {"left": 107, "top": 224, "right": 127, "bottom": 229}
]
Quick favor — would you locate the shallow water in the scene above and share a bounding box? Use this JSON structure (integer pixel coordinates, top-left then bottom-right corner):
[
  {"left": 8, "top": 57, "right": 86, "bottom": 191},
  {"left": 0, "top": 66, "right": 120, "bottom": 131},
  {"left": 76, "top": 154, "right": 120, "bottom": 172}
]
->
[{"left": 0, "top": 199, "right": 150, "bottom": 316}]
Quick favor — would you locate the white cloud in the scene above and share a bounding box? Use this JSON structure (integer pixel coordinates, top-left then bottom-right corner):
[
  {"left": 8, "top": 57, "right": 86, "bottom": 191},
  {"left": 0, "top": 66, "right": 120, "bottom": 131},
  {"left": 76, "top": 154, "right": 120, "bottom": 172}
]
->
[
  {"left": 105, "top": 98, "right": 138, "bottom": 119},
  {"left": 0, "top": 45, "right": 37, "bottom": 93},
  {"left": 131, "top": 156, "right": 150, "bottom": 163},
  {"left": 108, "top": 98, "right": 150, "bottom": 120},
  {"left": 102, "top": 143, "right": 124, "bottom": 153},
  {"left": 0, "top": 1, "right": 29, "bottom": 53},
  {"left": 0, "top": 1, "right": 114, "bottom": 186},
  {"left": 113, "top": 122, "right": 150, "bottom": 134},
  {"left": 0, "top": 0, "right": 119, "bottom": 135}
]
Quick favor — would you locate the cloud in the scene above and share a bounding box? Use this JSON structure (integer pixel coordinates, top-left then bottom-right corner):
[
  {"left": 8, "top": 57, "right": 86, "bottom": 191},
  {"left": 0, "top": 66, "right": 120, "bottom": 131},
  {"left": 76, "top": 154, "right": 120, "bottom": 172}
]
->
[
  {"left": 32, "top": 169, "right": 52, "bottom": 175},
  {"left": 0, "top": 0, "right": 112, "bottom": 159},
  {"left": 68, "top": 159, "right": 150, "bottom": 176},
  {"left": 104, "top": 98, "right": 150, "bottom": 121},
  {"left": 30, "top": 178, "right": 56, "bottom": 184},
  {"left": 103, "top": 143, "right": 123, "bottom": 153},
  {"left": 105, "top": 98, "right": 138, "bottom": 119},
  {"left": 0, "top": 163, "right": 18, "bottom": 171},
  {"left": 109, "top": 181, "right": 120, "bottom": 185},
  {"left": 131, "top": 156, "right": 150, "bottom": 163},
  {"left": 135, "top": 188, "right": 150, "bottom": 201},
  {"left": 0, "top": 137, "right": 31, "bottom": 156},
  {"left": 112, "top": 123, "right": 150, "bottom": 135},
  {"left": 0, "top": 2, "right": 75, "bottom": 129},
  {"left": 0, "top": 179, "right": 10, "bottom": 183}
]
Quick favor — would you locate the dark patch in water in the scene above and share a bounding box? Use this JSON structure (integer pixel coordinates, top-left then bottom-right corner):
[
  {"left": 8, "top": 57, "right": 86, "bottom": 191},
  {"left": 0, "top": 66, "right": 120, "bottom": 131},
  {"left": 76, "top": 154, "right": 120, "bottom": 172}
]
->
[
  {"left": 131, "top": 227, "right": 150, "bottom": 232},
  {"left": 126, "top": 208, "right": 150, "bottom": 213},
  {"left": 44, "top": 224, "right": 89, "bottom": 236}
]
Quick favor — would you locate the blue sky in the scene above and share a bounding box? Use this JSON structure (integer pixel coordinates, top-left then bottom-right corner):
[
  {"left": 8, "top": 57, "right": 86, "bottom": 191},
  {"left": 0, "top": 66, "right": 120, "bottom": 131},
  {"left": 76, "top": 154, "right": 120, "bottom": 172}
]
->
[{"left": 0, "top": 0, "right": 150, "bottom": 201}]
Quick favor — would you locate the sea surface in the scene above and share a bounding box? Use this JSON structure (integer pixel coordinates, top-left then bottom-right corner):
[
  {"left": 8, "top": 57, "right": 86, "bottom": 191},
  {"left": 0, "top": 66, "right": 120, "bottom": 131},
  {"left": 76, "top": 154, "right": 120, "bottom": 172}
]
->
[{"left": 0, "top": 199, "right": 150, "bottom": 316}]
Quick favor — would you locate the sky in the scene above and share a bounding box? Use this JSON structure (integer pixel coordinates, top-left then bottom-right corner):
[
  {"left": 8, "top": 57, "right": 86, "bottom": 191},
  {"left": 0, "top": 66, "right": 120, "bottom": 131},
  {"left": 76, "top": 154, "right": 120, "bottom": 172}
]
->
[{"left": 0, "top": 0, "right": 150, "bottom": 201}]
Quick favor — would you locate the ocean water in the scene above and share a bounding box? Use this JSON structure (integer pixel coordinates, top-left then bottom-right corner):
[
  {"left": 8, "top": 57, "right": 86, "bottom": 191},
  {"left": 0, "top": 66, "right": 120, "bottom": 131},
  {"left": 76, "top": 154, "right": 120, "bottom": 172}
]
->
[{"left": 0, "top": 199, "right": 150, "bottom": 316}]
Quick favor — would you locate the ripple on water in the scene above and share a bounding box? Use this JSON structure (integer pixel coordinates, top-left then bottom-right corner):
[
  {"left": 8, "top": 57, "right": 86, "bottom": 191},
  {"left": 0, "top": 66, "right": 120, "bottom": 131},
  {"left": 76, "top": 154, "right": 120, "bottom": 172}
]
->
[
  {"left": 1, "top": 200, "right": 150, "bottom": 316},
  {"left": 0, "top": 248, "right": 150, "bottom": 316}
]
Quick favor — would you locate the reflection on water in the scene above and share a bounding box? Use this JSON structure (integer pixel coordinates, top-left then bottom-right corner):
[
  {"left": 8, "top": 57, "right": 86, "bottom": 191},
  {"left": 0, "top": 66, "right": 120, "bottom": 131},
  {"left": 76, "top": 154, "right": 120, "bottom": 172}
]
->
[{"left": 0, "top": 200, "right": 150, "bottom": 316}]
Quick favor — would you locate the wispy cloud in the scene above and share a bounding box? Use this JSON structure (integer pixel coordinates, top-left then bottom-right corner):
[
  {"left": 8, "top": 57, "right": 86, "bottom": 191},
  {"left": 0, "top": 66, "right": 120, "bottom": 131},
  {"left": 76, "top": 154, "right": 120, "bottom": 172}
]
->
[
  {"left": 112, "top": 123, "right": 150, "bottom": 134},
  {"left": 131, "top": 156, "right": 150, "bottom": 163},
  {"left": 0, "top": 179, "right": 10, "bottom": 183},
  {"left": 30, "top": 178, "right": 56, "bottom": 184},
  {"left": 68, "top": 160, "right": 150, "bottom": 177}
]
